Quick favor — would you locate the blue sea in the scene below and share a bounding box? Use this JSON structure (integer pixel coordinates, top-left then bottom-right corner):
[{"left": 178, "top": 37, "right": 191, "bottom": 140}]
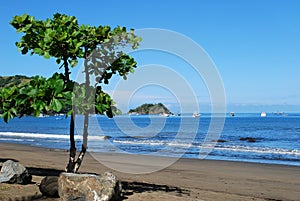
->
[{"left": 0, "top": 113, "right": 299, "bottom": 166}]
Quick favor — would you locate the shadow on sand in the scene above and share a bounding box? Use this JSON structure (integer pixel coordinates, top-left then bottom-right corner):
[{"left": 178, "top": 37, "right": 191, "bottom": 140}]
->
[
  {"left": 0, "top": 158, "right": 19, "bottom": 163},
  {"left": 121, "top": 181, "right": 190, "bottom": 200},
  {"left": 27, "top": 167, "right": 63, "bottom": 177}
]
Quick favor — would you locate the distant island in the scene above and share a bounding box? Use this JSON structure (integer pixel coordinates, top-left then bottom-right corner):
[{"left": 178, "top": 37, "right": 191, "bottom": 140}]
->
[{"left": 128, "top": 103, "right": 172, "bottom": 115}]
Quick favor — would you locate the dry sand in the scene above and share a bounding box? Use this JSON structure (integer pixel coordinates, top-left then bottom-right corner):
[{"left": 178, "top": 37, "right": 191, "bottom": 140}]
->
[{"left": 0, "top": 142, "right": 299, "bottom": 201}]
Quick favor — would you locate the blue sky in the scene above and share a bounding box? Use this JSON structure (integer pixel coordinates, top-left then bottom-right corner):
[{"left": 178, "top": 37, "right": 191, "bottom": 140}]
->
[{"left": 1, "top": 0, "right": 300, "bottom": 113}]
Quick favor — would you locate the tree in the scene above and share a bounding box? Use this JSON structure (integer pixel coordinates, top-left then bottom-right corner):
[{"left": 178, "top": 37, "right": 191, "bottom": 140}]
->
[{"left": 2, "top": 13, "right": 141, "bottom": 172}]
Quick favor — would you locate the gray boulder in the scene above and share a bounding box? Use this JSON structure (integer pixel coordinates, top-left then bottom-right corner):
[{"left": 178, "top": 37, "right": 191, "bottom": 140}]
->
[
  {"left": 39, "top": 176, "right": 59, "bottom": 197},
  {"left": 58, "top": 172, "right": 122, "bottom": 201},
  {"left": 0, "top": 160, "right": 32, "bottom": 184}
]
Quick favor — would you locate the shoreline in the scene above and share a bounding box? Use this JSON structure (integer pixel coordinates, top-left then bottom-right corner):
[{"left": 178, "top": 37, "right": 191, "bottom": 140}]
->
[
  {"left": 1, "top": 139, "right": 299, "bottom": 168},
  {"left": 1, "top": 142, "right": 300, "bottom": 200}
]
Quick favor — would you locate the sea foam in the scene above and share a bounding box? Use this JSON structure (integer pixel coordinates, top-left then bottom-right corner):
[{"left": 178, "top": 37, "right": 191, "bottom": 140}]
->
[{"left": 0, "top": 132, "right": 107, "bottom": 141}]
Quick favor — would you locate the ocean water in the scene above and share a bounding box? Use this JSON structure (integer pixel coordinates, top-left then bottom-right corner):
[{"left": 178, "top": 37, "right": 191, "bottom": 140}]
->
[{"left": 0, "top": 113, "right": 299, "bottom": 166}]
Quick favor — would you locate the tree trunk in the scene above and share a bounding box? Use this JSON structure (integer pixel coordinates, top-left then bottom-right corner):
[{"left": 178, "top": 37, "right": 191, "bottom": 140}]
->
[
  {"left": 63, "top": 57, "right": 78, "bottom": 173},
  {"left": 66, "top": 53, "right": 91, "bottom": 173},
  {"left": 73, "top": 56, "right": 90, "bottom": 172},
  {"left": 73, "top": 113, "right": 88, "bottom": 172},
  {"left": 65, "top": 113, "right": 77, "bottom": 172}
]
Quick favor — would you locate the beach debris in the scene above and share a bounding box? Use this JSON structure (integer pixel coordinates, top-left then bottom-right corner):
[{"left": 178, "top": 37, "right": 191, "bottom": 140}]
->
[
  {"left": 58, "top": 172, "right": 122, "bottom": 201},
  {"left": 39, "top": 176, "right": 59, "bottom": 198},
  {"left": 0, "top": 160, "right": 32, "bottom": 184}
]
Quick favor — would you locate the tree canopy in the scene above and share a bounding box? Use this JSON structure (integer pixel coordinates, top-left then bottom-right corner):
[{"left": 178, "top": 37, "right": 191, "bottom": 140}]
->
[
  {"left": 2, "top": 13, "right": 141, "bottom": 120},
  {"left": 1, "top": 13, "right": 141, "bottom": 172},
  {"left": 10, "top": 13, "right": 140, "bottom": 81}
]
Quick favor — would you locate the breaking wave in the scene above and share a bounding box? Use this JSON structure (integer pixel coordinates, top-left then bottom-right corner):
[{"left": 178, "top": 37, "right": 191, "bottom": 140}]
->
[{"left": 0, "top": 132, "right": 108, "bottom": 141}]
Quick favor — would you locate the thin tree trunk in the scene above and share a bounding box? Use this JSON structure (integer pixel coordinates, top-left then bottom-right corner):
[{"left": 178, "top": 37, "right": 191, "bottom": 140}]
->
[
  {"left": 63, "top": 56, "right": 78, "bottom": 173},
  {"left": 74, "top": 113, "right": 88, "bottom": 172},
  {"left": 66, "top": 113, "right": 77, "bottom": 172},
  {"left": 73, "top": 53, "right": 90, "bottom": 172}
]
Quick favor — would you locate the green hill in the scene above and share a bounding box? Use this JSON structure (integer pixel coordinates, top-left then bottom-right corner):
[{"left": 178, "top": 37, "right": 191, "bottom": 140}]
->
[
  {"left": 128, "top": 103, "right": 171, "bottom": 115},
  {"left": 0, "top": 75, "right": 32, "bottom": 88}
]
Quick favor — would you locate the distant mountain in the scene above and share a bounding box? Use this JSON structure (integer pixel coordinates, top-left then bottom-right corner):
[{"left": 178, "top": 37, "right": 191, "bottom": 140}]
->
[
  {"left": 128, "top": 103, "right": 171, "bottom": 115},
  {"left": 0, "top": 75, "right": 32, "bottom": 88}
]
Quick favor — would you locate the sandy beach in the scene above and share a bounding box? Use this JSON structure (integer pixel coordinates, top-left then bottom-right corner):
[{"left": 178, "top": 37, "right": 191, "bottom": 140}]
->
[{"left": 0, "top": 142, "right": 299, "bottom": 201}]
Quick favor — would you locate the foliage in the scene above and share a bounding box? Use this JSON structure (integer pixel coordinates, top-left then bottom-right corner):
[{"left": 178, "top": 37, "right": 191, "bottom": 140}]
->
[
  {"left": 72, "top": 84, "right": 114, "bottom": 117},
  {"left": 6, "top": 13, "right": 141, "bottom": 172},
  {"left": 10, "top": 13, "right": 141, "bottom": 82},
  {"left": 5, "top": 13, "right": 142, "bottom": 121},
  {"left": 0, "top": 73, "right": 68, "bottom": 122},
  {"left": 0, "top": 74, "right": 117, "bottom": 122}
]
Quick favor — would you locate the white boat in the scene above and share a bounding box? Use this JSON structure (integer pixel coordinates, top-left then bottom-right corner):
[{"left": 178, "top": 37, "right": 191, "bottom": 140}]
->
[
  {"left": 261, "top": 112, "right": 267, "bottom": 117},
  {"left": 193, "top": 112, "right": 200, "bottom": 118},
  {"left": 160, "top": 113, "right": 170, "bottom": 117},
  {"left": 38, "top": 114, "right": 49, "bottom": 118}
]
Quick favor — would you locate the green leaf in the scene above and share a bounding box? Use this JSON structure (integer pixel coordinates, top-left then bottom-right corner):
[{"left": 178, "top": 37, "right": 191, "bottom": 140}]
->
[
  {"left": 34, "top": 100, "right": 46, "bottom": 111},
  {"left": 51, "top": 98, "right": 62, "bottom": 112},
  {"left": 62, "top": 91, "right": 72, "bottom": 99},
  {"left": 10, "top": 108, "right": 17, "bottom": 116},
  {"left": 33, "top": 48, "right": 43, "bottom": 55},
  {"left": 67, "top": 109, "right": 73, "bottom": 116},
  {"left": 95, "top": 105, "right": 103, "bottom": 113},
  {"left": 2, "top": 112, "right": 10, "bottom": 123},
  {"left": 54, "top": 79, "right": 64, "bottom": 94},
  {"left": 21, "top": 14, "right": 28, "bottom": 21},
  {"left": 129, "top": 68, "right": 135, "bottom": 73},
  {"left": 44, "top": 51, "right": 50, "bottom": 59},
  {"left": 75, "top": 42, "right": 83, "bottom": 50},
  {"left": 44, "top": 36, "right": 52, "bottom": 43},
  {"left": 28, "top": 88, "right": 38, "bottom": 97}
]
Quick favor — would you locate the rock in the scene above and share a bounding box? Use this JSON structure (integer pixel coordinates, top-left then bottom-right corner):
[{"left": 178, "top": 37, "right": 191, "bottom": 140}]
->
[
  {"left": 0, "top": 160, "right": 32, "bottom": 184},
  {"left": 39, "top": 176, "right": 59, "bottom": 198},
  {"left": 212, "top": 139, "right": 227, "bottom": 143},
  {"left": 58, "top": 172, "right": 122, "bottom": 201},
  {"left": 240, "top": 137, "right": 259, "bottom": 143}
]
